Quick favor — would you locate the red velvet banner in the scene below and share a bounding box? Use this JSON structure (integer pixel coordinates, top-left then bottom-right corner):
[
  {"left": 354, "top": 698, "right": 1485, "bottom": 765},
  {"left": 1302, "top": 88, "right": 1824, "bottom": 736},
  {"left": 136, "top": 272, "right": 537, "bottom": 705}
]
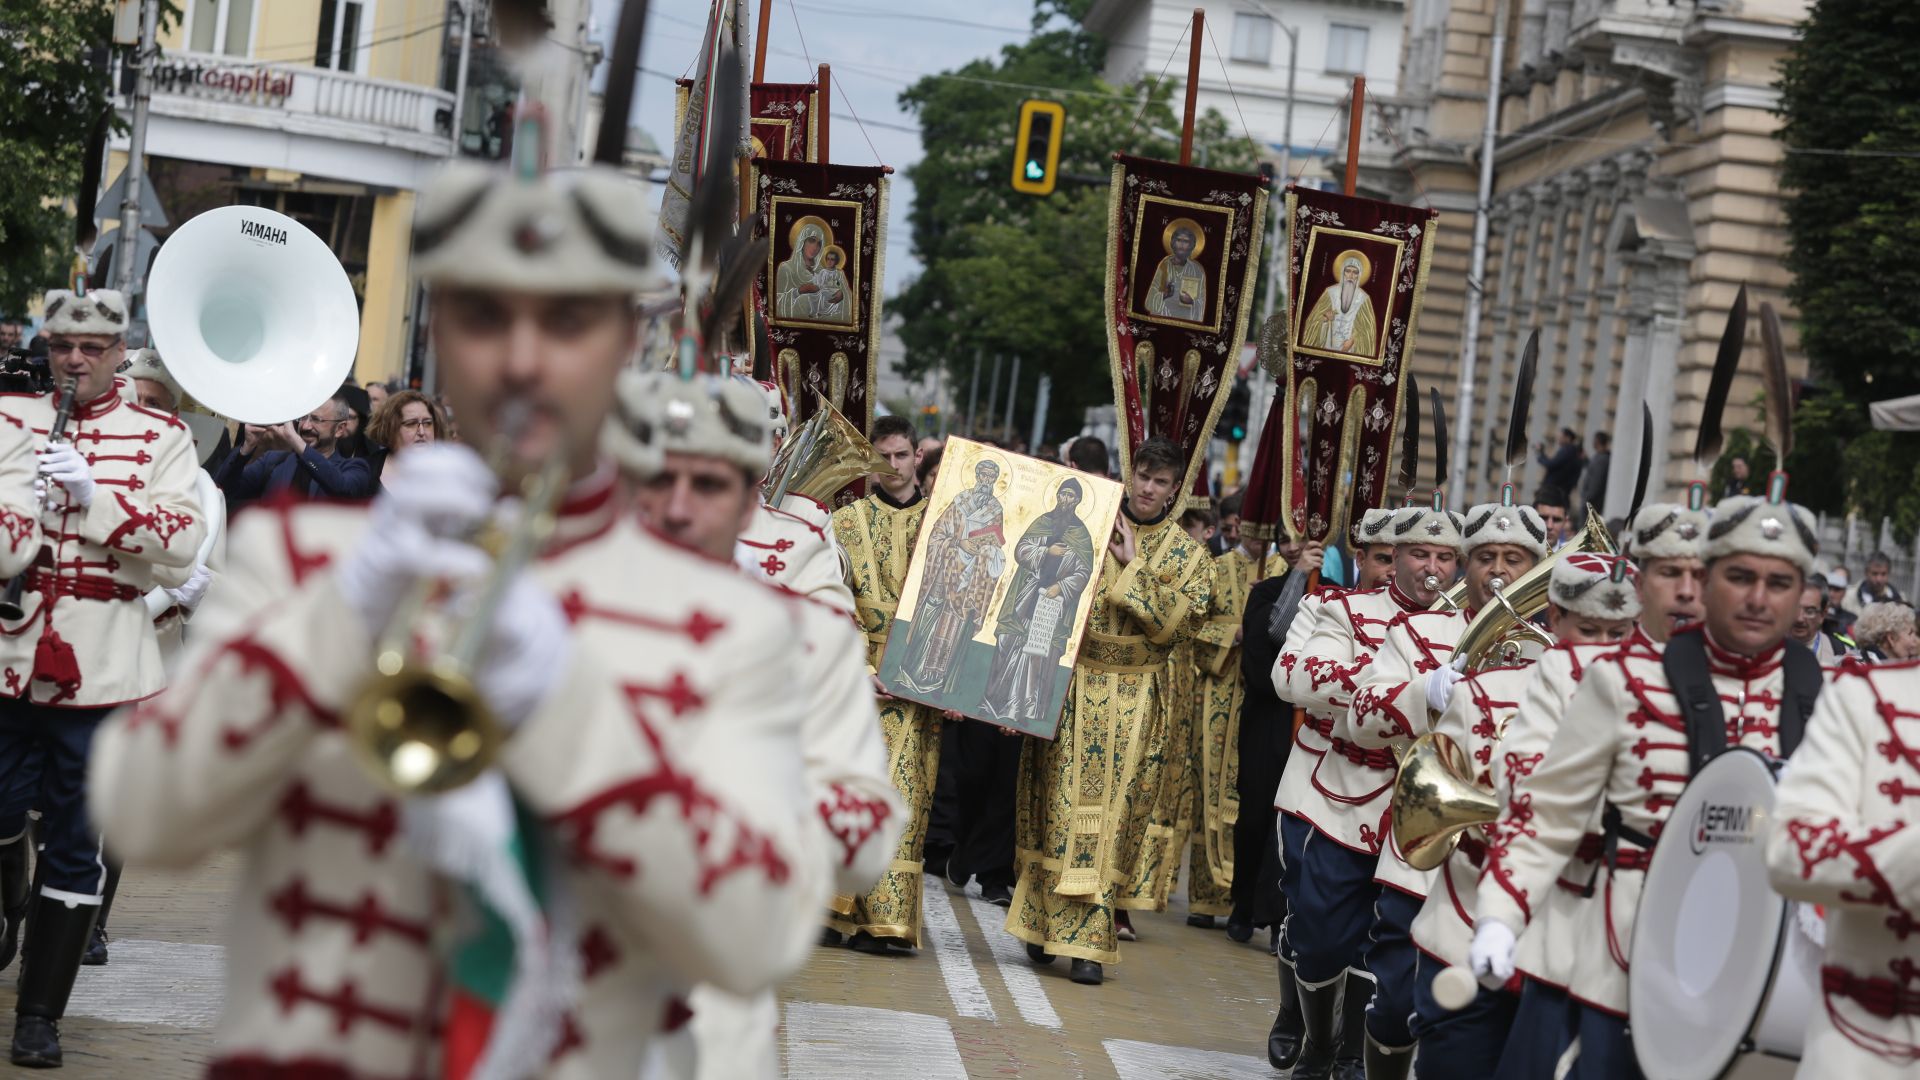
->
[
  {"left": 1246, "top": 186, "right": 1437, "bottom": 544},
  {"left": 1104, "top": 154, "right": 1267, "bottom": 502},
  {"left": 749, "top": 82, "right": 816, "bottom": 162},
  {"left": 752, "top": 159, "right": 891, "bottom": 503}
]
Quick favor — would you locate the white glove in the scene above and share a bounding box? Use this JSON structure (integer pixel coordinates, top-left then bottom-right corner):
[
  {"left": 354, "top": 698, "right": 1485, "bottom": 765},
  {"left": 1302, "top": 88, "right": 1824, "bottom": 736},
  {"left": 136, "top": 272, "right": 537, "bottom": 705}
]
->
[
  {"left": 166, "top": 565, "right": 214, "bottom": 612},
  {"left": 38, "top": 443, "right": 94, "bottom": 509},
  {"left": 336, "top": 445, "right": 498, "bottom": 639},
  {"left": 1469, "top": 918, "right": 1517, "bottom": 990},
  {"left": 1426, "top": 658, "right": 1466, "bottom": 715},
  {"left": 473, "top": 572, "right": 572, "bottom": 732}
]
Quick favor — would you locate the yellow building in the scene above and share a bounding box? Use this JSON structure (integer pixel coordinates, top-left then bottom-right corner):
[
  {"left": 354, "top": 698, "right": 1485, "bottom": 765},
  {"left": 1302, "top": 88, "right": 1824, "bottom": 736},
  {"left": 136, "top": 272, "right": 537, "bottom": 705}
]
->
[
  {"left": 1365, "top": 0, "right": 1808, "bottom": 511},
  {"left": 106, "top": 0, "right": 464, "bottom": 383}
]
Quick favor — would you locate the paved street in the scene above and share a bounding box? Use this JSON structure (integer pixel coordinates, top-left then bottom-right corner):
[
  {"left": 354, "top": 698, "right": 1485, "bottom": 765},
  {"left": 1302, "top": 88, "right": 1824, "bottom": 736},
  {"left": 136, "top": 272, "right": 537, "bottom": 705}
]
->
[{"left": 11, "top": 858, "right": 1794, "bottom": 1078}]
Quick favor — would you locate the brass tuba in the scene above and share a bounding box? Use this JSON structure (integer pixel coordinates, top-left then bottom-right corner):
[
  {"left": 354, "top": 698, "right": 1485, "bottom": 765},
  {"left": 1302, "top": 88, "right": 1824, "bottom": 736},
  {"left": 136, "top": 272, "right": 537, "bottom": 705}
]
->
[
  {"left": 1392, "top": 731, "right": 1501, "bottom": 871},
  {"left": 764, "top": 394, "right": 888, "bottom": 507},
  {"left": 1453, "top": 508, "right": 1616, "bottom": 672}
]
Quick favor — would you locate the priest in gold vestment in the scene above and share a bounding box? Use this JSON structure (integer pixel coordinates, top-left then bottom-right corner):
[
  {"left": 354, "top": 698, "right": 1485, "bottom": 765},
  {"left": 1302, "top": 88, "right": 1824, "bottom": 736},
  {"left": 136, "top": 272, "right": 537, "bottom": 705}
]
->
[
  {"left": 1007, "top": 437, "right": 1211, "bottom": 984},
  {"left": 828, "top": 416, "right": 939, "bottom": 954}
]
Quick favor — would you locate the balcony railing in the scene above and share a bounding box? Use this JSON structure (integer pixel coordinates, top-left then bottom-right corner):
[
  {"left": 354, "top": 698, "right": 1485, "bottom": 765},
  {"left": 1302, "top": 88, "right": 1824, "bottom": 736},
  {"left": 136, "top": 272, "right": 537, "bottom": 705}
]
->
[{"left": 145, "top": 51, "right": 455, "bottom": 159}]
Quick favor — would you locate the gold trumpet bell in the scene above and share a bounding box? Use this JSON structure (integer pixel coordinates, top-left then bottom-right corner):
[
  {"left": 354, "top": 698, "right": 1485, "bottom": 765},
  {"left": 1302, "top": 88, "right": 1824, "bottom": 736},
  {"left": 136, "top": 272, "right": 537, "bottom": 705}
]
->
[
  {"left": 1392, "top": 732, "right": 1501, "bottom": 872},
  {"left": 1453, "top": 507, "right": 1616, "bottom": 672},
  {"left": 345, "top": 655, "right": 505, "bottom": 796}
]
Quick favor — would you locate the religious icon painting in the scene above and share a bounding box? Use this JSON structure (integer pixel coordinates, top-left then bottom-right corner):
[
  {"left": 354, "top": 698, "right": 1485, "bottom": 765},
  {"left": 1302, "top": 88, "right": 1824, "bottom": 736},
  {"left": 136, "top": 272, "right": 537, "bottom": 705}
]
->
[
  {"left": 1289, "top": 228, "right": 1405, "bottom": 366},
  {"left": 1126, "top": 197, "right": 1234, "bottom": 334},
  {"left": 1105, "top": 154, "right": 1267, "bottom": 514},
  {"left": 753, "top": 158, "right": 889, "bottom": 466},
  {"left": 876, "top": 438, "right": 1125, "bottom": 739}
]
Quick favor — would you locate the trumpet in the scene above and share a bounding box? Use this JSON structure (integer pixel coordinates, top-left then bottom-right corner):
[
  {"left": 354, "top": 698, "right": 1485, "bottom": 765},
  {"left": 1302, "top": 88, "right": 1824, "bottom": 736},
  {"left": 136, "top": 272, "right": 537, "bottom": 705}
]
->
[
  {"left": 1391, "top": 731, "right": 1500, "bottom": 871},
  {"left": 1426, "top": 575, "right": 1460, "bottom": 610},
  {"left": 0, "top": 376, "right": 78, "bottom": 622},
  {"left": 343, "top": 408, "right": 570, "bottom": 795}
]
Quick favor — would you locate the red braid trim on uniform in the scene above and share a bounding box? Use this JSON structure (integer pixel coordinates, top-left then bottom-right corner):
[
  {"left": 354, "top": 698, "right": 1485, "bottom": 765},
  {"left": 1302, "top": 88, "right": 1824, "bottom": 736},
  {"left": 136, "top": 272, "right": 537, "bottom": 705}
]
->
[
  {"left": 817, "top": 781, "right": 895, "bottom": 869},
  {"left": 1821, "top": 965, "right": 1920, "bottom": 1062},
  {"left": 208, "top": 1056, "right": 419, "bottom": 1080}
]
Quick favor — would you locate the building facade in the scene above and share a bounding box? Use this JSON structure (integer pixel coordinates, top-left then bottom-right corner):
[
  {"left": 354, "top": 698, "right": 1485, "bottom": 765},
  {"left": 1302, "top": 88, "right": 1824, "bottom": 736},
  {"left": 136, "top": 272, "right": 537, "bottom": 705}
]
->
[
  {"left": 103, "top": 0, "right": 599, "bottom": 384},
  {"left": 1380, "top": 0, "right": 1808, "bottom": 512},
  {"left": 1085, "top": 0, "right": 1406, "bottom": 186}
]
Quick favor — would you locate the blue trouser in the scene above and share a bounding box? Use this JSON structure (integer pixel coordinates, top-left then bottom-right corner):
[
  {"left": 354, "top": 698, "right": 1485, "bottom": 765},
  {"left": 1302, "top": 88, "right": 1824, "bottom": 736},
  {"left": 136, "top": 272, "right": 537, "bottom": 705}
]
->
[
  {"left": 0, "top": 701, "right": 109, "bottom": 901},
  {"left": 1410, "top": 950, "right": 1520, "bottom": 1078},
  {"left": 1567, "top": 1002, "right": 1641, "bottom": 1080},
  {"left": 1494, "top": 979, "right": 1580, "bottom": 1080},
  {"left": 1362, "top": 886, "right": 1421, "bottom": 1048},
  {"left": 1279, "top": 813, "right": 1380, "bottom": 984}
]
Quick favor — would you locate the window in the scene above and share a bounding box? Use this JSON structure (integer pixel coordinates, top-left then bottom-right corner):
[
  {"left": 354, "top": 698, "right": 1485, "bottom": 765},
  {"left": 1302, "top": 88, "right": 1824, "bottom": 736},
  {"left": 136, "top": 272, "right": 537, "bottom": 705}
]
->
[
  {"left": 315, "top": 0, "right": 366, "bottom": 71},
  {"left": 1231, "top": 12, "right": 1273, "bottom": 65},
  {"left": 1327, "top": 23, "right": 1369, "bottom": 74},
  {"left": 186, "top": 0, "right": 253, "bottom": 55}
]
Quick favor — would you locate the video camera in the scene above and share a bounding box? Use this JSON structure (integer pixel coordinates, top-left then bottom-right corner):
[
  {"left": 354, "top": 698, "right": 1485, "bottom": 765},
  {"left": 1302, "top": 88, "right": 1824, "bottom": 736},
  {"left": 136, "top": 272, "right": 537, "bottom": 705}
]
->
[{"left": 0, "top": 343, "right": 52, "bottom": 396}]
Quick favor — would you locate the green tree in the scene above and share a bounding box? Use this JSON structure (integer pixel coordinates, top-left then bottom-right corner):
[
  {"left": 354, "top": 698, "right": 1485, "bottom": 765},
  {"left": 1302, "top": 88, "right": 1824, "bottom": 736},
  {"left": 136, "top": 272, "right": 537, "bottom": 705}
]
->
[
  {"left": 0, "top": 0, "right": 121, "bottom": 315},
  {"left": 893, "top": 1, "right": 1253, "bottom": 440},
  {"left": 1775, "top": 0, "right": 1920, "bottom": 539}
]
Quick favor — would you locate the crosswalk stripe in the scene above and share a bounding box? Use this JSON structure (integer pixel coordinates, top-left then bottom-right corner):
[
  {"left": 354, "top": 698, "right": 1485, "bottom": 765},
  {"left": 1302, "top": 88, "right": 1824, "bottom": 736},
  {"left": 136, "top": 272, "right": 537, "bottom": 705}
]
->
[
  {"left": 68, "top": 939, "right": 224, "bottom": 1029},
  {"left": 783, "top": 1001, "right": 967, "bottom": 1079},
  {"left": 920, "top": 874, "right": 996, "bottom": 1022},
  {"left": 1104, "top": 1037, "right": 1276, "bottom": 1079},
  {"left": 962, "top": 894, "right": 1064, "bottom": 1030}
]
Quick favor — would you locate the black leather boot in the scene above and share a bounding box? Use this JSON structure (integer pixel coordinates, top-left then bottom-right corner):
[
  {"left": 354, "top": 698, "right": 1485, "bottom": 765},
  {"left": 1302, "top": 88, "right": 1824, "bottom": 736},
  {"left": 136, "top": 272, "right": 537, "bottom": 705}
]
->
[
  {"left": 1334, "top": 971, "right": 1373, "bottom": 1080},
  {"left": 1364, "top": 1034, "right": 1415, "bottom": 1080},
  {"left": 1289, "top": 974, "right": 1344, "bottom": 1080},
  {"left": 1068, "top": 959, "right": 1102, "bottom": 985},
  {"left": 82, "top": 860, "right": 119, "bottom": 966},
  {"left": 1025, "top": 942, "right": 1054, "bottom": 965},
  {"left": 1266, "top": 957, "right": 1305, "bottom": 1070},
  {"left": 0, "top": 836, "right": 29, "bottom": 971},
  {"left": 11, "top": 893, "right": 100, "bottom": 1067}
]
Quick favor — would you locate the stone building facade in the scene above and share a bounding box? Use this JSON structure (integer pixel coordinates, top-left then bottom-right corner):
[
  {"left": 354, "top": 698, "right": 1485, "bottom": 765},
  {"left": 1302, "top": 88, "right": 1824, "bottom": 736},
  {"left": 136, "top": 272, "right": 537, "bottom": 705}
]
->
[{"left": 1370, "top": 0, "right": 1808, "bottom": 513}]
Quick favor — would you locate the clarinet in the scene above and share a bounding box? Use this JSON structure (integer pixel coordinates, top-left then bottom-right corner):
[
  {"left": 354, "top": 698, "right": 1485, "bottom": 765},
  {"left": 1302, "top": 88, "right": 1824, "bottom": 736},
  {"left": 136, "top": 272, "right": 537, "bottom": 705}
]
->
[{"left": 0, "top": 376, "right": 79, "bottom": 621}]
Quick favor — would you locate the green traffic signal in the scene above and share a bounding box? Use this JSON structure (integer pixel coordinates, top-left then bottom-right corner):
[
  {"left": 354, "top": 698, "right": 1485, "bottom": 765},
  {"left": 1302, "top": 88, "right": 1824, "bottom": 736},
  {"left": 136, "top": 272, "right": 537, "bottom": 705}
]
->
[
  {"left": 1012, "top": 100, "right": 1065, "bottom": 196},
  {"left": 1025, "top": 159, "right": 1045, "bottom": 181}
]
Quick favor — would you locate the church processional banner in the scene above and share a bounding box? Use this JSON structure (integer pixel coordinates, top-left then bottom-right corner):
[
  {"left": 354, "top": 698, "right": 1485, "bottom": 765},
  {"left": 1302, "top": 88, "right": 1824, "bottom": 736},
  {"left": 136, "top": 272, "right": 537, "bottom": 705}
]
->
[
  {"left": 1274, "top": 185, "right": 1437, "bottom": 544},
  {"left": 875, "top": 438, "right": 1125, "bottom": 739},
  {"left": 753, "top": 159, "right": 890, "bottom": 485},
  {"left": 1105, "top": 154, "right": 1267, "bottom": 507}
]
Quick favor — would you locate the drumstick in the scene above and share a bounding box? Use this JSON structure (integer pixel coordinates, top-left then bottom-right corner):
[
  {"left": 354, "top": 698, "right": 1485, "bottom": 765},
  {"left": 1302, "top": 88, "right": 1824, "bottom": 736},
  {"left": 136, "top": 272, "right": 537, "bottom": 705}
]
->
[{"left": 1430, "top": 966, "right": 1479, "bottom": 1012}]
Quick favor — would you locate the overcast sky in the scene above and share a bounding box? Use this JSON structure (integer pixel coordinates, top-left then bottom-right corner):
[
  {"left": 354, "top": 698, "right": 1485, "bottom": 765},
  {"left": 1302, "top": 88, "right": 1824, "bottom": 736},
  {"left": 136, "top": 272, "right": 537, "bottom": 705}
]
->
[{"left": 593, "top": 0, "right": 1046, "bottom": 288}]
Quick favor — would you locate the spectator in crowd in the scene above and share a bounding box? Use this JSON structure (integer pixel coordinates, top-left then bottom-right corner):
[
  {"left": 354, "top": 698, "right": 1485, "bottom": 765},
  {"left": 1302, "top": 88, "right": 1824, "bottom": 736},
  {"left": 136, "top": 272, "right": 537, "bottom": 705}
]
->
[
  {"left": 1825, "top": 566, "right": 1859, "bottom": 638},
  {"left": 1180, "top": 502, "right": 1218, "bottom": 546},
  {"left": 1535, "top": 426, "right": 1584, "bottom": 494},
  {"left": 1721, "top": 456, "right": 1754, "bottom": 500},
  {"left": 334, "top": 382, "right": 373, "bottom": 459},
  {"left": 917, "top": 435, "right": 943, "bottom": 459},
  {"left": 1534, "top": 484, "right": 1571, "bottom": 550},
  {"left": 1857, "top": 551, "right": 1906, "bottom": 607},
  {"left": 1851, "top": 601, "right": 1919, "bottom": 662},
  {"left": 1211, "top": 492, "right": 1243, "bottom": 556},
  {"left": 1580, "top": 431, "right": 1611, "bottom": 517},
  {"left": 365, "top": 389, "right": 446, "bottom": 481},
  {"left": 1067, "top": 435, "right": 1111, "bottom": 478},
  {"left": 1790, "top": 573, "right": 1848, "bottom": 664},
  {"left": 0, "top": 321, "right": 22, "bottom": 352},
  {"left": 916, "top": 445, "right": 943, "bottom": 493},
  {"left": 214, "top": 391, "right": 376, "bottom": 507},
  {"left": 364, "top": 379, "right": 393, "bottom": 411}
]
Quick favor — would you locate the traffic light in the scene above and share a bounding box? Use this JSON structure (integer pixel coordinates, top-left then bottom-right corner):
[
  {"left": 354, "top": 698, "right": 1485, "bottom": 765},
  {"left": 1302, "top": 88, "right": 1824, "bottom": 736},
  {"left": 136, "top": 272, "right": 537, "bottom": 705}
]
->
[
  {"left": 1011, "top": 99, "right": 1065, "bottom": 196},
  {"left": 1221, "top": 376, "right": 1251, "bottom": 441}
]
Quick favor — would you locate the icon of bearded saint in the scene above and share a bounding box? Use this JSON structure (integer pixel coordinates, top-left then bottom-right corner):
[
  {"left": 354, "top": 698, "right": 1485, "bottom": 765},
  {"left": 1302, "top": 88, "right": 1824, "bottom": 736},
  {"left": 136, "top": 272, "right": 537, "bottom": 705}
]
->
[{"left": 1301, "top": 250, "right": 1380, "bottom": 358}]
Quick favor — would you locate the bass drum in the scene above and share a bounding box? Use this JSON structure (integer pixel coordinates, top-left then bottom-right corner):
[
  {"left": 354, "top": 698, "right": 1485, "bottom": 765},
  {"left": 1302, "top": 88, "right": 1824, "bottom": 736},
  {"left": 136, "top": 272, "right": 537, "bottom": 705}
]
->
[{"left": 1629, "top": 746, "right": 1818, "bottom": 1079}]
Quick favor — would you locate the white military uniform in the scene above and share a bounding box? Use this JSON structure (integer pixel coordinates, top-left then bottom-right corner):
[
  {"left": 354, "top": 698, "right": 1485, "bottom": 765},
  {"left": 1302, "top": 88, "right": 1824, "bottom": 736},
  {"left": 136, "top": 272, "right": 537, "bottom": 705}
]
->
[
  {"left": 1766, "top": 660, "right": 1920, "bottom": 1079},
  {"left": 0, "top": 378, "right": 205, "bottom": 706},
  {"left": 735, "top": 494, "right": 853, "bottom": 616},
  {"left": 91, "top": 484, "right": 830, "bottom": 1077},
  {"left": 145, "top": 468, "right": 226, "bottom": 671}
]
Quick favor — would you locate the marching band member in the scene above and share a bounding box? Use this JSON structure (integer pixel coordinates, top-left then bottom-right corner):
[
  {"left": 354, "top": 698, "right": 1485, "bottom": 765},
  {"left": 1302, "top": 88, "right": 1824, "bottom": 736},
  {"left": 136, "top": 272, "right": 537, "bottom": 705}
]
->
[
  {"left": 828, "top": 415, "right": 938, "bottom": 955},
  {"left": 0, "top": 287, "right": 205, "bottom": 1067},
  {"left": 1766, "top": 658, "right": 1920, "bottom": 1078},
  {"left": 126, "top": 349, "right": 227, "bottom": 672},
  {"left": 89, "top": 149, "right": 827, "bottom": 1076},
  {"left": 1472, "top": 492, "right": 1826, "bottom": 1079},
  {"left": 608, "top": 369, "right": 903, "bottom": 1080},
  {"left": 1344, "top": 492, "right": 1546, "bottom": 1079},
  {"left": 1406, "top": 553, "right": 1638, "bottom": 1080},
  {"left": 1007, "top": 436, "right": 1211, "bottom": 987},
  {"left": 735, "top": 383, "right": 853, "bottom": 615},
  {"left": 0, "top": 341, "right": 44, "bottom": 991},
  {"left": 1270, "top": 501, "right": 1461, "bottom": 1079},
  {"left": 1491, "top": 500, "right": 1706, "bottom": 1079}
]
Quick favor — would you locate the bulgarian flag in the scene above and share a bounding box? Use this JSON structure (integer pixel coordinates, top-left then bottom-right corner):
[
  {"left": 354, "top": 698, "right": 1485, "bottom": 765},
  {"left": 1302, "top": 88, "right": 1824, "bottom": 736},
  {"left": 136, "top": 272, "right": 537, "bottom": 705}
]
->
[{"left": 405, "top": 773, "right": 572, "bottom": 1080}]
